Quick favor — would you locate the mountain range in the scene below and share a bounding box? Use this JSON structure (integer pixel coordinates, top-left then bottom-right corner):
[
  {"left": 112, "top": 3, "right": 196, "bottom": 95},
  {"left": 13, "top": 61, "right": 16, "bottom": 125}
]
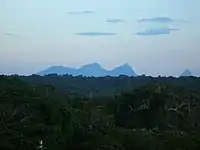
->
[
  {"left": 37, "top": 63, "right": 195, "bottom": 77},
  {"left": 37, "top": 63, "right": 137, "bottom": 77}
]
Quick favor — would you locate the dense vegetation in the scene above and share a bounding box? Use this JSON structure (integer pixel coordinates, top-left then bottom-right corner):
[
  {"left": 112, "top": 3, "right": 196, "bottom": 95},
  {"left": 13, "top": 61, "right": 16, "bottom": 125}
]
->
[
  {"left": 17, "top": 74, "right": 200, "bottom": 96},
  {"left": 1, "top": 75, "right": 200, "bottom": 150}
]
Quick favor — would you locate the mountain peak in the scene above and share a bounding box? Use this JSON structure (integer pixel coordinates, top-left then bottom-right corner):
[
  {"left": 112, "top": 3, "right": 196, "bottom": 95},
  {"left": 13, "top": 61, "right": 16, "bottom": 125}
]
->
[
  {"left": 111, "top": 63, "right": 137, "bottom": 76},
  {"left": 121, "top": 63, "right": 132, "bottom": 68},
  {"left": 88, "top": 62, "right": 101, "bottom": 67},
  {"left": 79, "top": 62, "right": 102, "bottom": 70},
  {"left": 38, "top": 65, "right": 76, "bottom": 75},
  {"left": 180, "top": 69, "right": 192, "bottom": 77}
]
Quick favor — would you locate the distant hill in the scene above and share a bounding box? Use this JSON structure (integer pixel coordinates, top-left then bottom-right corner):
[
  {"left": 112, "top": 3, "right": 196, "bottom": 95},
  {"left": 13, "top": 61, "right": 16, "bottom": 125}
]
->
[
  {"left": 180, "top": 69, "right": 192, "bottom": 77},
  {"left": 37, "top": 63, "right": 137, "bottom": 77}
]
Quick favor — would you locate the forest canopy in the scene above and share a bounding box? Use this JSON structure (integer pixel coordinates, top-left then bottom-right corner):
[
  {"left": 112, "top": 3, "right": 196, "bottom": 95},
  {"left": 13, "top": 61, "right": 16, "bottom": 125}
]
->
[{"left": 1, "top": 75, "right": 200, "bottom": 150}]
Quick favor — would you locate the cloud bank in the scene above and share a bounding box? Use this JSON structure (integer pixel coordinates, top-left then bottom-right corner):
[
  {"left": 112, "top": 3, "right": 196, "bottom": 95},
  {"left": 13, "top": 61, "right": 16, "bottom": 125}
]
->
[
  {"left": 138, "top": 17, "right": 187, "bottom": 24},
  {"left": 76, "top": 32, "right": 116, "bottom": 36},
  {"left": 136, "top": 28, "right": 179, "bottom": 36},
  {"left": 68, "top": 11, "right": 95, "bottom": 15},
  {"left": 105, "top": 19, "right": 124, "bottom": 23},
  {"left": 2, "top": 32, "right": 19, "bottom": 36}
]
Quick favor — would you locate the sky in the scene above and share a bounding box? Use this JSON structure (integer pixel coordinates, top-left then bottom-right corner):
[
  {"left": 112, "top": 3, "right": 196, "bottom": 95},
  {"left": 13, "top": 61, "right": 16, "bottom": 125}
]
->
[{"left": 0, "top": 0, "right": 200, "bottom": 76}]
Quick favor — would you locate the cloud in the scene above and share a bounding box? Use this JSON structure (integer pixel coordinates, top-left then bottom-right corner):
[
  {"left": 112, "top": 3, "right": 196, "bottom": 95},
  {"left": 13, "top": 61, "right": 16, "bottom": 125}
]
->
[
  {"left": 136, "top": 28, "right": 179, "bottom": 36},
  {"left": 68, "top": 10, "right": 95, "bottom": 15},
  {"left": 3, "top": 32, "right": 19, "bottom": 36},
  {"left": 76, "top": 32, "right": 116, "bottom": 36},
  {"left": 105, "top": 19, "right": 124, "bottom": 23},
  {"left": 138, "top": 17, "right": 187, "bottom": 24}
]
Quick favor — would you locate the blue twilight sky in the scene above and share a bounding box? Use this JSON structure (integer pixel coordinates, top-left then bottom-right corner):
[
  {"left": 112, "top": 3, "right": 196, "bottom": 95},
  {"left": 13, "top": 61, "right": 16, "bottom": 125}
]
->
[{"left": 0, "top": 0, "right": 200, "bottom": 76}]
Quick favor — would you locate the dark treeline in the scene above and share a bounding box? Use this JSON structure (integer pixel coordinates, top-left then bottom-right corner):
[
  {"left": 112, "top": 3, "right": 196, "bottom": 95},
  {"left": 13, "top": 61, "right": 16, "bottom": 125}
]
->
[
  {"left": 1, "top": 75, "right": 200, "bottom": 150},
  {"left": 13, "top": 74, "right": 200, "bottom": 96}
]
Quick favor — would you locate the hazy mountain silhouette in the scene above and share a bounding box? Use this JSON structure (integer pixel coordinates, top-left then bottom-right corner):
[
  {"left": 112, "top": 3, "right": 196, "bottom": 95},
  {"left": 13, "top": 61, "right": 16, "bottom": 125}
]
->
[
  {"left": 38, "top": 66, "right": 78, "bottom": 75},
  {"left": 180, "top": 69, "right": 192, "bottom": 77},
  {"left": 37, "top": 63, "right": 137, "bottom": 77},
  {"left": 109, "top": 63, "right": 135, "bottom": 76},
  {"left": 78, "top": 63, "right": 108, "bottom": 77}
]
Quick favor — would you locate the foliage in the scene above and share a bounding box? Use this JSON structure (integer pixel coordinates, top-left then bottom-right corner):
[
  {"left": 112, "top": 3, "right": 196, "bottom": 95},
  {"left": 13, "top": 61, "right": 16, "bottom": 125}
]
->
[{"left": 1, "top": 75, "right": 200, "bottom": 150}]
